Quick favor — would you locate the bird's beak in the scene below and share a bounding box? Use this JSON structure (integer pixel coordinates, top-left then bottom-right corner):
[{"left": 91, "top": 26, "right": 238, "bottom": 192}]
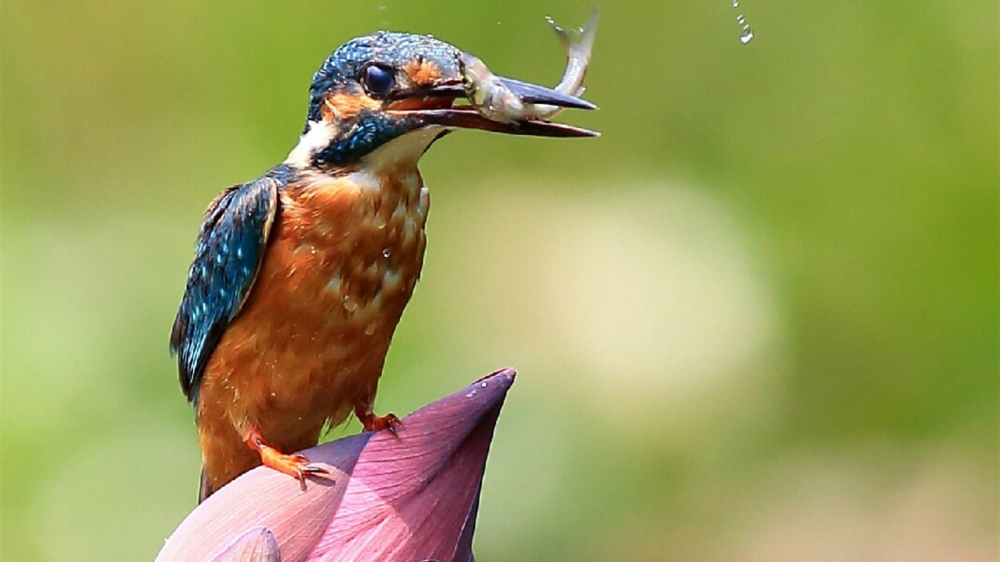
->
[{"left": 386, "top": 56, "right": 598, "bottom": 138}]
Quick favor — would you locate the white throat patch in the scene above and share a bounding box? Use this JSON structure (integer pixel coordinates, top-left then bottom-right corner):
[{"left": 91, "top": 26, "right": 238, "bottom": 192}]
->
[
  {"left": 285, "top": 120, "right": 336, "bottom": 168},
  {"left": 361, "top": 126, "right": 445, "bottom": 174}
]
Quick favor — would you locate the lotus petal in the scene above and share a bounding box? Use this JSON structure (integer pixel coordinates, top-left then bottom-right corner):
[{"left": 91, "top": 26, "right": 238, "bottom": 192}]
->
[{"left": 158, "top": 369, "right": 516, "bottom": 562}]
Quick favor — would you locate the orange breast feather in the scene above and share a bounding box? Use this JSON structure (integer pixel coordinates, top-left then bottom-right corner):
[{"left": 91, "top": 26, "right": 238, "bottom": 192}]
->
[{"left": 195, "top": 168, "right": 429, "bottom": 488}]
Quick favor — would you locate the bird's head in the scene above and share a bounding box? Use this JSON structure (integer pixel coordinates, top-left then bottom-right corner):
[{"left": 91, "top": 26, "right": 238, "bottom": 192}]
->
[{"left": 286, "top": 31, "right": 595, "bottom": 170}]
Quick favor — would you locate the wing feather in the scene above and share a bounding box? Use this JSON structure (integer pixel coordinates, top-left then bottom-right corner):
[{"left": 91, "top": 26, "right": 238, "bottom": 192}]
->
[{"left": 170, "top": 174, "right": 281, "bottom": 402}]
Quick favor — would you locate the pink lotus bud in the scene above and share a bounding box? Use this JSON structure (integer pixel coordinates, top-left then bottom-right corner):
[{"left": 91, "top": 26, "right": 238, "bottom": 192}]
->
[{"left": 158, "top": 369, "right": 516, "bottom": 562}]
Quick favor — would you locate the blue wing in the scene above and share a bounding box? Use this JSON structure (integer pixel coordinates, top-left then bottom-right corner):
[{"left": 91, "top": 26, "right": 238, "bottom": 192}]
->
[{"left": 170, "top": 174, "right": 281, "bottom": 402}]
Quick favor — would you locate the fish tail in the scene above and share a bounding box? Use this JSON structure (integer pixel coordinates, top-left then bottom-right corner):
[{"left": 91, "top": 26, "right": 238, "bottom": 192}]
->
[
  {"left": 549, "top": 8, "right": 599, "bottom": 58},
  {"left": 545, "top": 16, "right": 573, "bottom": 53},
  {"left": 574, "top": 8, "right": 599, "bottom": 57}
]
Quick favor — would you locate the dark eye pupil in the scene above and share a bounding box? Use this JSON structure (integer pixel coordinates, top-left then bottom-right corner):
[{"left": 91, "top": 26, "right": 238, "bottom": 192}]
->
[{"left": 364, "top": 65, "right": 394, "bottom": 95}]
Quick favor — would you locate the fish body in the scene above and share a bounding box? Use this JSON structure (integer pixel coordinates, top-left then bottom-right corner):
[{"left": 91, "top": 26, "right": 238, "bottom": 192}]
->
[{"left": 460, "top": 8, "right": 599, "bottom": 122}]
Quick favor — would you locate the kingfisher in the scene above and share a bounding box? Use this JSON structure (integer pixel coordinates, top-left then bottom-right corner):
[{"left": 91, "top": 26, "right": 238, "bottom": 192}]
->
[{"left": 170, "top": 30, "right": 596, "bottom": 502}]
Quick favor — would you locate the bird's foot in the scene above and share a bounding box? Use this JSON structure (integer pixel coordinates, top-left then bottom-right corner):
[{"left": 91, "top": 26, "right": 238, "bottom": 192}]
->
[
  {"left": 260, "top": 449, "right": 329, "bottom": 490},
  {"left": 244, "top": 430, "right": 328, "bottom": 490},
  {"left": 356, "top": 409, "right": 403, "bottom": 436}
]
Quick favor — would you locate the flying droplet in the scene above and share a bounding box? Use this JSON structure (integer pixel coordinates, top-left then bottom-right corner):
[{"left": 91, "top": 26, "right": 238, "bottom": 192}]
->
[
  {"left": 382, "top": 248, "right": 391, "bottom": 258},
  {"left": 732, "top": 0, "right": 755, "bottom": 44}
]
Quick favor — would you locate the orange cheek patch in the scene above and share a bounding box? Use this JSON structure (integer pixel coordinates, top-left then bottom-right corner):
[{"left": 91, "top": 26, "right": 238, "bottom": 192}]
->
[
  {"left": 322, "top": 93, "right": 381, "bottom": 120},
  {"left": 404, "top": 58, "right": 442, "bottom": 86}
]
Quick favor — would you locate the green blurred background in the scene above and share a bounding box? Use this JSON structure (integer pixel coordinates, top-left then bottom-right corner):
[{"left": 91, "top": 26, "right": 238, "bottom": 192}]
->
[{"left": 2, "top": 0, "right": 997, "bottom": 560}]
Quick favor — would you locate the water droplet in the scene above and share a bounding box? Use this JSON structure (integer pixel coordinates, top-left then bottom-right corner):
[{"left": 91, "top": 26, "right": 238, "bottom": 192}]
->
[
  {"left": 732, "top": 0, "right": 755, "bottom": 44},
  {"left": 382, "top": 248, "right": 391, "bottom": 258},
  {"left": 480, "top": 382, "right": 488, "bottom": 388},
  {"left": 342, "top": 295, "right": 358, "bottom": 313},
  {"left": 310, "top": 247, "right": 317, "bottom": 255},
  {"left": 364, "top": 323, "right": 376, "bottom": 335}
]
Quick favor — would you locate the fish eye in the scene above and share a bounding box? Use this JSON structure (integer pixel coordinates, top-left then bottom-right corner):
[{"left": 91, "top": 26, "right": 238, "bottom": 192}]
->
[{"left": 361, "top": 65, "right": 395, "bottom": 96}]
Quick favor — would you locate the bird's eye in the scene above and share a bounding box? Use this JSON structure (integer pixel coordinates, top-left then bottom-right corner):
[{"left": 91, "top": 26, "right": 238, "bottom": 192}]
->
[{"left": 362, "top": 65, "right": 395, "bottom": 96}]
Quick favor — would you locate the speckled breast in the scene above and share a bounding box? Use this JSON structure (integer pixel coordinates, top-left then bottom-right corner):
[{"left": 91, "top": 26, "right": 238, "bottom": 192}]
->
[{"left": 207, "top": 165, "right": 430, "bottom": 434}]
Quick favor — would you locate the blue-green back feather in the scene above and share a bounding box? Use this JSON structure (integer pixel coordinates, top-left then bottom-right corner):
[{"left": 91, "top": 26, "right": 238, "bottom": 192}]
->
[{"left": 170, "top": 169, "right": 286, "bottom": 402}]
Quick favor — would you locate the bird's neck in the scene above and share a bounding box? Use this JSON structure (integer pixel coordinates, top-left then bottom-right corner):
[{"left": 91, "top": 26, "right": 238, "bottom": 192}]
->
[
  {"left": 284, "top": 125, "right": 445, "bottom": 215},
  {"left": 285, "top": 119, "right": 446, "bottom": 173}
]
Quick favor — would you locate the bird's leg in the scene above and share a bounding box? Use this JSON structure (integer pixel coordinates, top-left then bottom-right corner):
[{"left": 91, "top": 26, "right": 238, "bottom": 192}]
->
[
  {"left": 242, "top": 427, "right": 328, "bottom": 489},
  {"left": 354, "top": 404, "right": 403, "bottom": 435}
]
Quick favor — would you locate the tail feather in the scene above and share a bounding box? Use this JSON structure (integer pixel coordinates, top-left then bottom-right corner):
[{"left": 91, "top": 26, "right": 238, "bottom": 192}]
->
[{"left": 199, "top": 468, "right": 216, "bottom": 503}]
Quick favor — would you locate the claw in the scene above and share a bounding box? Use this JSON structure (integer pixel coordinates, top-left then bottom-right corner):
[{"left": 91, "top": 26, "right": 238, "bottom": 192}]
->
[
  {"left": 356, "top": 408, "right": 403, "bottom": 436},
  {"left": 381, "top": 413, "right": 403, "bottom": 436},
  {"left": 284, "top": 453, "right": 329, "bottom": 489},
  {"left": 243, "top": 429, "right": 329, "bottom": 489}
]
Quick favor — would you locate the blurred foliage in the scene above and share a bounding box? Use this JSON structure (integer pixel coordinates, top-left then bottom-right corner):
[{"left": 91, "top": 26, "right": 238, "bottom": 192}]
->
[{"left": 2, "top": 0, "right": 997, "bottom": 560}]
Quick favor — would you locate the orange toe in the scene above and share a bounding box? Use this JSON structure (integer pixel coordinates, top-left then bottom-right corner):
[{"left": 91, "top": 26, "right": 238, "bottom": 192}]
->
[
  {"left": 260, "top": 449, "right": 328, "bottom": 488},
  {"left": 356, "top": 409, "right": 403, "bottom": 435},
  {"left": 244, "top": 429, "right": 328, "bottom": 489}
]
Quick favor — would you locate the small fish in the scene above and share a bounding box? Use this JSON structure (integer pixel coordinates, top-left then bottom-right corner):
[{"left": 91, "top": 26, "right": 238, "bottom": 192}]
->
[
  {"left": 460, "top": 8, "right": 599, "bottom": 122},
  {"left": 544, "top": 8, "right": 599, "bottom": 99}
]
